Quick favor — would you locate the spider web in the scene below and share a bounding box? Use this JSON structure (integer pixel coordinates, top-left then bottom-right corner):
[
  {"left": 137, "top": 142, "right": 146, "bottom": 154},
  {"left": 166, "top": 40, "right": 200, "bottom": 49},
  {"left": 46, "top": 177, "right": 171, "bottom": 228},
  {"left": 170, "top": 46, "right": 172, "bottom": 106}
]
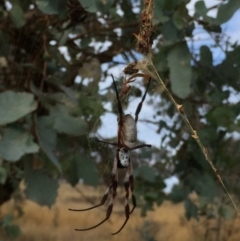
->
[{"left": 1, "top": 1, "right": 239, "bottom": 232}]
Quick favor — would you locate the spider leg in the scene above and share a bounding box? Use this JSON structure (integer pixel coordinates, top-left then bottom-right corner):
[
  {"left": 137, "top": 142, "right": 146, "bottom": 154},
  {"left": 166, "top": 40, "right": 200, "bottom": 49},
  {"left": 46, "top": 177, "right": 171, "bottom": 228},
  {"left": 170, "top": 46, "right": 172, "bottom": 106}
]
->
[
  {"left": 68, "top": 186, "right": 110, "bottom": 212},
  {"left": 73, "top": 156, "right": 118, "bottom": 231},
  {"left": 111, "top": 74, "right": 124, "bottom": 116},
  {"left": 112, "top": 159, "right": 136, "bottom": 235},
  {"left": 135, "top": 77, "right": 151, "bottom": 123},
  {"left": 129, "top": 143, "right": 151, "bottom": 150},
  {"left": 75, "top": 196, "right": 114, "bottom": 231},
  {"left": 96, "top": 139, "right": 118, "bottom": 146},
  {"left": 111, "top": 75, "right": 125, "bottom": 145}
]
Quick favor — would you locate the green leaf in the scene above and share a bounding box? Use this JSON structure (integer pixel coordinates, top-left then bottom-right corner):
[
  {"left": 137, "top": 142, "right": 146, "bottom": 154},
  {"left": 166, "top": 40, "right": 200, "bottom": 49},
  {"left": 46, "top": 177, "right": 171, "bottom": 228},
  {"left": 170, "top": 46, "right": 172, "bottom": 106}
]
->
[
  {"left": 168, "top": 185, "right": 189, "bottom": 203},
  {"left": 167, "top": 43, "right": 192, "bottom": 98},
  {"left": 173, "top": 3, "right": 189, "bottom": 30},
  {"left": 24, "top": 167, "right": 59, "bottom": 207},
  {"left": 200, "top": 45, "right": 212, "bottom": 66},
  {"left": 184, "top": 198, "right": 198, "bottom": 220},
  {"left": 0, "top": 31, "right": 10, "bottom": 56},
  {"left": 0, "top": 91, "right": 37, "bottom": 125},
  {"left": 4, "top": 224, "right": 21, "bottom": 238},
  {"left": 9, "top": 4, "right": 26, "bottom": 28},
  {"left": 208, "top": 106, "right": 235, "bottom": 127},
  {"left": 0, "top": 128, "right": 39, "bottom": 161},
  {"left": 194, "top": 1, "right": 215, "bottom": 25},
  {"left": 36, "top": 0, "right": 67, "bottom": 14},
  {"left": 134, "top": 165, "right": 156, "bottom": 183},
  {"left": 66, "top": 151, "right": 99, "bottom": 186},
  {"left": 2, "top": 214, "right": 13, "bottom": 227},
  {"left": 194, "top": 174, "right": 217, "bottom": 199},
  {"left": 194, "top": 0, "right": 207, "bottom": 17},
  {"left": 154, "top": 0, "right": 169, "bottom": 23},
  {"left": 0, "top": 166, "right": 7, "bottom": 184},
  {"left": 95, "top": 0, "right": 113, "bottom": 14},
  {"left": 216, "top": 0, "right": 240, "bottom": 24},
  {"left": 78, "top": 0, "right": 97, "bottom": 13},
  {"left": 161, "top": 21, "right": 178, "bottom": 42},
  {"left": 220, "top": 205, "right": 234, "bottom": 219},
  {"left": 49, "top": 104, "right": 88, "bottom": 136},
  {"left": 36, "top": 117, "right": 62, "bottom": 172}
]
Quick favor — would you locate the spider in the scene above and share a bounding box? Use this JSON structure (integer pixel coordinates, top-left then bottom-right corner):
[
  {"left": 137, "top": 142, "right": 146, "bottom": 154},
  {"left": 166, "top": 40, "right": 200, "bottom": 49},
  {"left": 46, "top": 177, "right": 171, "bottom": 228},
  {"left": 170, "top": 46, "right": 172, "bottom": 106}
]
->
[{"left": 69, "top": 75, "right": 151, "bottom": 235}]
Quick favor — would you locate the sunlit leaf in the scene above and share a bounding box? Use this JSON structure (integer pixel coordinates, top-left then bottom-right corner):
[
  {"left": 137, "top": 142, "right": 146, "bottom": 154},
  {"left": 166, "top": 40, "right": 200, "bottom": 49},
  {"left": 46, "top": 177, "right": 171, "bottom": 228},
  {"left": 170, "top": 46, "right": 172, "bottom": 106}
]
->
[
  {"left": 0, "top": 128, "right": 39, "bottom": 162},
  {"left": 0, "top": 92, "right": 37, "bottom": 125}
]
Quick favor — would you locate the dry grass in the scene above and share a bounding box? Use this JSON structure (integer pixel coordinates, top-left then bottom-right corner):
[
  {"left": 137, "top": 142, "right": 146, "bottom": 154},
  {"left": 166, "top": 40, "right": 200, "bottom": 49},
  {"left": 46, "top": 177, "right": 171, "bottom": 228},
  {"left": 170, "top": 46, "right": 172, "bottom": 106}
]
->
[{"left": 0, "top": 183, "right": 239, "bottom": 241}]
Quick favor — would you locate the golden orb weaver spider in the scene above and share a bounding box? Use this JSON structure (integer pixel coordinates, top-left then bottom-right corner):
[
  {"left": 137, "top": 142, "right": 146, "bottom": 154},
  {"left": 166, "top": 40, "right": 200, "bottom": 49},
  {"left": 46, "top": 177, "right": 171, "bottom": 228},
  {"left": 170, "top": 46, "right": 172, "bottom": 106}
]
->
[{"left": 69, "top": 75, "right": 151, "bottom": 235}]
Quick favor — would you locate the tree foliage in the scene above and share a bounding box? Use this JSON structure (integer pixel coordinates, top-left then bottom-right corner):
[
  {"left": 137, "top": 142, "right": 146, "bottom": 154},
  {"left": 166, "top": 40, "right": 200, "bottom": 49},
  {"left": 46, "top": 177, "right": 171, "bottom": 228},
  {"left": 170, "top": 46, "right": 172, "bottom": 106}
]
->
[{"left": 0, "top": 0, "right": 240, "bottom": 228}]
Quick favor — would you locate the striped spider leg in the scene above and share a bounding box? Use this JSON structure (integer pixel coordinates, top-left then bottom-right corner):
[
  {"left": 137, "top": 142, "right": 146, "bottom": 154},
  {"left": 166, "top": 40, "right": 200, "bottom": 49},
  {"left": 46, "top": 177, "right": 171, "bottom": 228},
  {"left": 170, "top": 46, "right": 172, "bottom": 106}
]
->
[{"left": 69, "top": 75, "right": 151, "bottom": 235}]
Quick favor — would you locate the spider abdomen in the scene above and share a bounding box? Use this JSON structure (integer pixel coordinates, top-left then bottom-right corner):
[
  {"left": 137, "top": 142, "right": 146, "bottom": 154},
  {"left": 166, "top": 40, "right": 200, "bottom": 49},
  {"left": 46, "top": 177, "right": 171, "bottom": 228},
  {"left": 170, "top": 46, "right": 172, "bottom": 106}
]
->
[{"left": 121, "top": 114, "right": 137, "bottom": 148}]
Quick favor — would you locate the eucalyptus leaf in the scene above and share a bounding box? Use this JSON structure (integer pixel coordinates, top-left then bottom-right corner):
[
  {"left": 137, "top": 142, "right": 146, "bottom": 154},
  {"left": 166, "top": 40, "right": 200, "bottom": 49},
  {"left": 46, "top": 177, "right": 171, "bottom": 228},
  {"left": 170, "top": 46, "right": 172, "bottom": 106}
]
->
[
  {"left": 134, "top": 165, "right": 156, "bottom": 183},
  {"left": 184, "top": 198, "right": 199, "bottom": 220},
  {"left": 167, "top": 43, "right": 192, "bottom": 98},
  {"left": 0, "top": 128, "right": 39, "bottom": 162},
  {"left": 0, "top": 31, "right": 10, "bottom": 56},
  {"left": 200, "top": 45, "right": 212, "bottom": 67},
  {"left": 4, "top": 224, "right": 21, "bottom": 238},
  {"left": 79, "top": 0, "right": 97, "bottom": 13},
  {"left": 36, "top": 0, "right": 67, "bottom": 14},
  {"left": 96, "top": 0, "right": 113, "bottom": 14},
  {"left": 9, "top": 4, "right": 26, "bottom": 28},
  {"left": 66, "top": 151, "right": 99, "bottom": 186},
  {"left": 0, "top": 91, "right": 37, "bottom": 125},
  {"left": 2, "top": 214, "right": 13, "bottom": 227},
  {"left": 194, "top": 0, "right": 207, "bottom": 17},
  {"left": 24, "top": 168, "right": 59, "bottom": 207},
  {"left": 161, "top": 21, "right": 178, "bottom": 42},
  {"left": 36, "top": 117, "right": 61, "bottom": 172},
  {"left": 169, "top": 185, "right": 189, "bottom": 203},
  {"left": 193, "top": 173, "right": 217, "bottom": 199},
  {"left": 154, "top": 0, "right": 169, "bottom": 23},
  {"left": 49, "top": 104, "right": 88, "bottom": 136},
  {"left": 208, "top": 106, "right": 235, "bottom": 127},
  {"left": 216, "top": 0, "right": 240, "bottom": 24},
  {"left": 0, "top": 167, "right": 7, "bottom": 184}
]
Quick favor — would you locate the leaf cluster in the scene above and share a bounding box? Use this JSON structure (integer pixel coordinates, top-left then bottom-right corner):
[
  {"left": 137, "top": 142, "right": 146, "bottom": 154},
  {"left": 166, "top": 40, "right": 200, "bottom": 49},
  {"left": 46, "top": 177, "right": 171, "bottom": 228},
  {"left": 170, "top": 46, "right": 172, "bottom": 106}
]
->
[{"left": 0, "top": 0, "right": 239, "bottom": 224}]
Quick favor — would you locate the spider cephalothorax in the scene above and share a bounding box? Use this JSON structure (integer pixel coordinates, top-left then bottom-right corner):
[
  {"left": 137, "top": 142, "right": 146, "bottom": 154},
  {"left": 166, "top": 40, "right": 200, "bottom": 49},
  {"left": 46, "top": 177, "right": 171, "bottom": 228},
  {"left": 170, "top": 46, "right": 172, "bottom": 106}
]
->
[{"left": 69, "top": 75, "right": 151, "bottom": 235}]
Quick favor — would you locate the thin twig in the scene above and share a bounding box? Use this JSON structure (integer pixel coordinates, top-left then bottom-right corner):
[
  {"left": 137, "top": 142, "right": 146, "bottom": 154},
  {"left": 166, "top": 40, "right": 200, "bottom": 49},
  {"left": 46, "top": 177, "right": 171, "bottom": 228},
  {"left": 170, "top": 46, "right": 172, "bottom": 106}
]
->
[{"left": 137, "top": 56, "right": 239, "bottom": 214}]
